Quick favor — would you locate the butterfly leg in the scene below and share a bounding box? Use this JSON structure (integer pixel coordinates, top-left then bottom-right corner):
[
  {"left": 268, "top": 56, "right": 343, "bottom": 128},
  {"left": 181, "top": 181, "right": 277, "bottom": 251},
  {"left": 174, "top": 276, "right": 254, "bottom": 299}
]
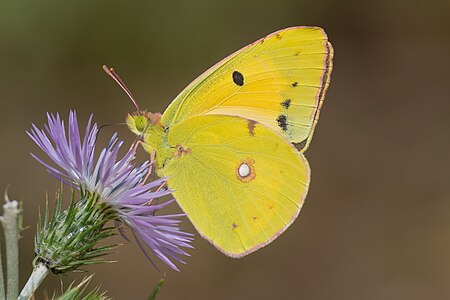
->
[
  {"left": 128, "top": 139, "right": 156, "bottom": 184},
  {"left": 142, "top": 149, "right": 157, "bottom": 184},
  {"left": 145, "top": 180, "right": 167, "bottom": 215},
  {"left": 129, "top": 138, "right": 144, "bottom": 152}
]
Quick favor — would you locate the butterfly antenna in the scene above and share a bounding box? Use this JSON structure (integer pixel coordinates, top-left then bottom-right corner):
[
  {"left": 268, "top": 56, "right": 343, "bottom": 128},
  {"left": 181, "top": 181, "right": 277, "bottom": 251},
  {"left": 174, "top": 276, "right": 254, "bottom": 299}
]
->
[
  {"left": 98, "top": 122, "right": 126, "bottom": 131},
  {"left": 94, "top": 122, "right": 126, "bottom": 144},
  {"left": 103, "top": 65, "right": 141, "bottom": 111}
]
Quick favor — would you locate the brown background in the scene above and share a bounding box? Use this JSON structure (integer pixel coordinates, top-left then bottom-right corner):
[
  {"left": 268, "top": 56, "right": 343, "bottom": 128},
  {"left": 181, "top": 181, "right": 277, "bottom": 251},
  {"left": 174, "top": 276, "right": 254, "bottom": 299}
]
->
[{"left": 1, "top": 0, "right": 449, "bottom": 299}]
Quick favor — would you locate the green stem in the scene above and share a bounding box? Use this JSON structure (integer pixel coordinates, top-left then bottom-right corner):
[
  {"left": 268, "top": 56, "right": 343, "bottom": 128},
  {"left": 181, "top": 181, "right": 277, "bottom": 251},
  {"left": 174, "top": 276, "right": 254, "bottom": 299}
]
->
[
  {"left": 18, "top": 262, "right": 49, "bottom": 300},
  {"left": 0, "top": 223, "right": 5, "bottom": 300},
  {"left": 1, "top": 199, "right": 20, "bottom": 300}
]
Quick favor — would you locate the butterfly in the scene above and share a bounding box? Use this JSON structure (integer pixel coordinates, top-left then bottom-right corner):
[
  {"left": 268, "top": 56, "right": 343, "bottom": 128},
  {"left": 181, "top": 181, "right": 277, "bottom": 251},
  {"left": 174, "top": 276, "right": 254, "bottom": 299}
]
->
[{"left": 105, "top": 26, "right": 333, "bottom": 257}]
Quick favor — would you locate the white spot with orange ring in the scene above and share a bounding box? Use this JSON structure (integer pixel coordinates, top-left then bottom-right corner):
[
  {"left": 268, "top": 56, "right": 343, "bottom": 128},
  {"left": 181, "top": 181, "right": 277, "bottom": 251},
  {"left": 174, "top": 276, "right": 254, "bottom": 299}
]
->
[{"left": 236, "top": 158, "right": 256, "bottom": 183}]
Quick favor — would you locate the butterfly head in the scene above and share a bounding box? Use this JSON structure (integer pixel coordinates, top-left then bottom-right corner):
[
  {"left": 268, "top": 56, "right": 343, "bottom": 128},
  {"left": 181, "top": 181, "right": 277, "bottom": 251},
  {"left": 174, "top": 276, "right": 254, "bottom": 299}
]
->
[
  {"left": 126, "top": 111, "right": 162, "bottom": 138},
  {"left": 126, "top": 110, "right": 171, "bottom": 170}
]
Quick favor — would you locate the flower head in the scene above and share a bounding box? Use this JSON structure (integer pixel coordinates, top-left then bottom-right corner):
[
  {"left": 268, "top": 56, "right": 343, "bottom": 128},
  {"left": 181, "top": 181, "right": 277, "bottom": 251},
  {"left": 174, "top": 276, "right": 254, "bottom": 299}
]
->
[{"left": 28, "top": 111, "right": 192, "bottom": 271}]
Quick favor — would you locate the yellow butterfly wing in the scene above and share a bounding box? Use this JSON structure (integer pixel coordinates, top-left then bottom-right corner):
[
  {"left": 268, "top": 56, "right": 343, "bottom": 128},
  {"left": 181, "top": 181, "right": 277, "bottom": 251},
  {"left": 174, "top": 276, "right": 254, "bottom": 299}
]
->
[
  {"left": 161, "top": 26, "right": 333, "bottom": 150},
  {"left": 161, "top": 115, "right": 310, "bottom": 257}
]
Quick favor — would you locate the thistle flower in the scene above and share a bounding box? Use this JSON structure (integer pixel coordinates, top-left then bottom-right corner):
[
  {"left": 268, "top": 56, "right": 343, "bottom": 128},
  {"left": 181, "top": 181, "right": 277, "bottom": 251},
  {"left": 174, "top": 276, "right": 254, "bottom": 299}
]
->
[{"left": 28, "top": 111, "right": 192, "bottom": 271}]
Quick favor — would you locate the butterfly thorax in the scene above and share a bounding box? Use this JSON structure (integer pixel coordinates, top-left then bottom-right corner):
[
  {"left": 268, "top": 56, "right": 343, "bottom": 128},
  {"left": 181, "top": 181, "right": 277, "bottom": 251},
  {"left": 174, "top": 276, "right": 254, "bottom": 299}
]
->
[{"left": 126, "top": 111, "right": 176, "bottom": 172}]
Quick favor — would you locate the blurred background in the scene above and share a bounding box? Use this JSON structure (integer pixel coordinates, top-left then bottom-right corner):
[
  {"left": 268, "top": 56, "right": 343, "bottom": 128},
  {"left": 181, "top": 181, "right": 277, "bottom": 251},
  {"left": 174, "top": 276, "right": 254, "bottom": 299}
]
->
[{"left": 0, "top": 0, "right": 449, "bottom": 299}]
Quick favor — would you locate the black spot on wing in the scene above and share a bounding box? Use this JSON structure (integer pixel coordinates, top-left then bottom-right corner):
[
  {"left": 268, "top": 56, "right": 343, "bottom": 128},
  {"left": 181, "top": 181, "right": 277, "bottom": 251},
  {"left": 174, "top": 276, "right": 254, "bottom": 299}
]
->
[
  {"left": 276, "top": 115, "right": 288, "bottom": 131},
  {"left": 232, "top": 71, "right": 244, "bottom": 86},
  {"left": 292, "top": 81, "right": 298, "bottom": 87},
  {"left": 281, "top": 99, "right": 291, "bottom": 109}
]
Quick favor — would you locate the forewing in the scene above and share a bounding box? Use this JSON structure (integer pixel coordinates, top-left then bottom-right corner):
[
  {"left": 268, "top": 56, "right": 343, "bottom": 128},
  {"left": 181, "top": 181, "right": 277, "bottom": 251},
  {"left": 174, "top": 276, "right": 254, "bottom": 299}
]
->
[{"left": 161, "top": 26, "right": 333, "bottom": 150}]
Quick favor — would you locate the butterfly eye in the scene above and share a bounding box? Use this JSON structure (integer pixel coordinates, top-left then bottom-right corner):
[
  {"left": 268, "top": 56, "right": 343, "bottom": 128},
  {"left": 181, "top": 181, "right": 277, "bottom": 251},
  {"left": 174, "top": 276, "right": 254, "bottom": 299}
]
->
[{"left": 135, "top": 116, "right": 148, "bottom": 132}]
